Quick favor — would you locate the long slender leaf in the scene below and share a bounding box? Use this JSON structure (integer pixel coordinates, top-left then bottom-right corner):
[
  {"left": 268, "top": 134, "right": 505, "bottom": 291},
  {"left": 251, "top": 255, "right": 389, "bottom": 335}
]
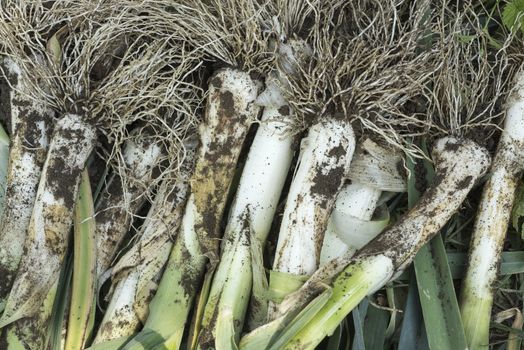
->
[
  {"left": 351, "top": 299, "right": 368, "bottom": 350},
  {"left": 47, "top": 252, "right": 73, "bottom": 350},
  {"left": 363, "top": 303, "right": 389, "bottom": 350},
  {"left": 85, "top": 336, "right": 132, "bottom": 350},
  {"left": 267, "top": 289, "right": 333, "bottom": 350},
  {"left": 397, "top": 252, "right": 524, "bottom": 280},
  {"left": 325, "top": 323, "right": 342, "bottom": 350},
  {"left": 398, "top": 275, "right": 429, "bottom": 350},
  {"left": 453, "top": 251, "right": 524, "bottom": 277},
  {"left": 239, "top": 288, "right": 332, "bottom": 350},
  {"left": 188, "top": 269, "right": 214, "bottom": 349},
  {"left": 414, "top": 236, "right": 468, "bottom": 350},
  {"left": 65, "top": 169, "right": 96, "bottom": 350}
]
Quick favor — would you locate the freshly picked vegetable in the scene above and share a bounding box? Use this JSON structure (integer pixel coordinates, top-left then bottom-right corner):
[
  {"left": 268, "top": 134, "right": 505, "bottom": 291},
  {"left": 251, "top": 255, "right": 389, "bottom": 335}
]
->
[{"left": 0, "top": 1, "right": 522, "bottom": 350}]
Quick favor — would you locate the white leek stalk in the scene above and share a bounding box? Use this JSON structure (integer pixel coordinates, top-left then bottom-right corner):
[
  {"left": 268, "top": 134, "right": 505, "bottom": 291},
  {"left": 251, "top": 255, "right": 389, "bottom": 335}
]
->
[
  {"left": 269, "top": 118, "right": 355, "bottom": 317},
  {"left": 87, "top": 136, "right": 162, "bottom": 347},
  {"left": 459, "top": 71, "right": 524, "bottom": 349},
  {"left": 319, "top": 184, "right": 384, "bottom": 263},
  {"left": 196, "top": 104, "right": 295, "bottom": 349},
  {"left": 319, "top": 139, "right": 405, "bottom": 263},
  {"left": 0, "top": 58, "right": 53, "bottom": 310},
  {"left": 240, "top": 137, "right": 490, "bottom": 350},
  {"left": 319, "top": 222, "right": 350, "bottom": 264},
  {"left": 93, "top": 147, "right": 195, "bottom": 344},
  {"left": 95, "top": 136, "right": 163, "bottom": 278},
  {"left": 109, "top": 68, "right": 260, "bottom": 350},
  {"left": 0, "top": 113, "right": 96, "bottom": 328}
]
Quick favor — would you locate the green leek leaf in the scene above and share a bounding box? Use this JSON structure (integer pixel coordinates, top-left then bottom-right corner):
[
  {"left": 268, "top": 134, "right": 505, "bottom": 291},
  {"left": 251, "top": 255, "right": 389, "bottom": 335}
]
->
[{"left": 65, "top": 169, "right": 96, "bottom": 350}]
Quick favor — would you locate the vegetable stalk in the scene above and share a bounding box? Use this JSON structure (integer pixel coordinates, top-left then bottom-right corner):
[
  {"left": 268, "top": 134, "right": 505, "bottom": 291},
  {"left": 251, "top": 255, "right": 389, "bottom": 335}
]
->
[
  {"left": 320, "top": 184, "right": 384, "bottom": 263},
  {"left": 320, "top": 139, "right": 405, "bottom": 263},
  {"left": 95, "top": 136, "right": 163, "bottom": 278},
  {"left": 459, "top": 70, "right": 524, "bottom": 349},
  {"left": 93, "top": 146, "right": 195, "bottom": 344},
  {"left": 268, "top": 117, "right": 355, "bottom": 317}
]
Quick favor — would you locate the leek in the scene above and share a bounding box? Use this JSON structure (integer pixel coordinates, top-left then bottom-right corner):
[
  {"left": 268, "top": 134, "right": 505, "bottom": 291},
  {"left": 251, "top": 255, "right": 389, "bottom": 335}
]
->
[
  {"left": 0, "top": 58, "right": 53, "bottom": 310},
  {"left": 320, "top": 139, "right": 405, "bottom": 263},
  {"left": 0, "top": 5, "right": 202, "bottom": 346},
  {"left": 268, "top": 117, "right": 355, "bottom": 318},
  {"left": 194, "top": 37, "right": 314, "bottom": 348},
  {"left": 115, "top": 68, "right": 260, "bottom": 350},
  {"left": 0, "top": 113, "right": 96, "bottom": 328},
  {"left": 459, "top": 70, "right": 524, "bottom": 349},
  {"left": 95, "top": 135, "right": 163, "bottom": 278},
  {"left": 93, "top": 147, "right": 195, "bottom": 344}
]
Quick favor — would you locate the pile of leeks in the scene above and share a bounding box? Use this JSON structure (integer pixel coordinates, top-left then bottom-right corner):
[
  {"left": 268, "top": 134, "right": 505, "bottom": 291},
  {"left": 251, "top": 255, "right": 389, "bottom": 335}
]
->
[{"left": 0, "top": 1, "right": 524, "bottom": 350}]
